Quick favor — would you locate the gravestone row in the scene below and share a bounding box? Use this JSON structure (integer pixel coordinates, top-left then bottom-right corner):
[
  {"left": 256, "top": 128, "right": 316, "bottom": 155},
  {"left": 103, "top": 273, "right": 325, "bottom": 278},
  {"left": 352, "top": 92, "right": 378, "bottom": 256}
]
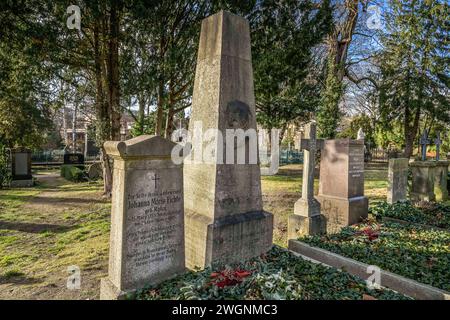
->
[
  {"left": 288, "top": 123, "right": 369, "bottom": 237},
  {"left": 99, "top": 10, "right": 448, "bottom": 300}
]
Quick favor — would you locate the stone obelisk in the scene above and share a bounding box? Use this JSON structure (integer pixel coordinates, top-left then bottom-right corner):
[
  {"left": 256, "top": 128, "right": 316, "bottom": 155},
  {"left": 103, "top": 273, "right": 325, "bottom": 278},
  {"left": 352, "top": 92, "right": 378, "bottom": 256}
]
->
[{"left": 184, "top": 11, "right": 273, "bottom": 269}]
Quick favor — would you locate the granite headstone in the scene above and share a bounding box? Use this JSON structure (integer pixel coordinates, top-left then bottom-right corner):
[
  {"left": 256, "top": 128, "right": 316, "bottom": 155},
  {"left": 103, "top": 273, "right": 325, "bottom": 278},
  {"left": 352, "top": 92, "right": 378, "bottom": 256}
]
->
[{"left": 316, "top": 139, "right": 368, "bottom": 233}]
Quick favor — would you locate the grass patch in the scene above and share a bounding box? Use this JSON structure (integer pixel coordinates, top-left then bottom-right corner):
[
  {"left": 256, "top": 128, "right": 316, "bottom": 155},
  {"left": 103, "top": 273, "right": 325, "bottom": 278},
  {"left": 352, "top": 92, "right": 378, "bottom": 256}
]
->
[
  {"left": 0, "top": 254, "right": 28, "bottom": 267},
  {"left": 3, "top": 269, "right": 25, "bottom": 279},
  {"left": 136, "top": 246, "right": 408, "bottom": 300},
  {"left": 0, "top": 232, "right": 19, "bottom": 246},
  {"left": 300, "top": 219, "right": 450, "bottom": 291},
  {"left": 0, "top": 171, "right": 110, "bottom": 299}
]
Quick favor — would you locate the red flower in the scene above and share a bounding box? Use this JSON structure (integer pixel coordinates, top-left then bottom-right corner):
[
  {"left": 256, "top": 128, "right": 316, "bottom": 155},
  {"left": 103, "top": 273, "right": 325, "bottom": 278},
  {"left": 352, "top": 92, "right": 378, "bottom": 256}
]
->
[
  {"left": 358, "top": 226, "right": 380, "bottom": 241},
  {"left": 209, "top": 268, "right": 252, "bottom": 288}
]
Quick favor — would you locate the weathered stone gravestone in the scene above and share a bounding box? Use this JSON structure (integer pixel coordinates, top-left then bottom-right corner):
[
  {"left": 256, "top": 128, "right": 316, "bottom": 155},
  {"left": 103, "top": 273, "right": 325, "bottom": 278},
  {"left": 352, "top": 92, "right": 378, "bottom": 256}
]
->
[
  {"left": 433, "top": 133, "right": 449, "bottom": 201},
  {"left": 288, "top": 121, "right": 325, "bottom": 238},
  {"left": 87, "top": 162, "right": 102, "bottom": 180},
  {"left": 434, "top": 161, "right": 449, "bottom": 201},
  {"left": 10, "top": 147, "right": 33, "bottom": 187},
  {"left": 387, "top": 158, "right": 409, "bottom": 204},
  {"left": 316, "top": 139, "right": 368, "bottom": 233},
  {"left": 183, "top": 11, "right": 273, "bottom": 269},
  {"left": 410, "top": 161, "right": 436, "bottom": 201},
  {"left": 100, "top": 135, "right": 185, "bottom": 300}
]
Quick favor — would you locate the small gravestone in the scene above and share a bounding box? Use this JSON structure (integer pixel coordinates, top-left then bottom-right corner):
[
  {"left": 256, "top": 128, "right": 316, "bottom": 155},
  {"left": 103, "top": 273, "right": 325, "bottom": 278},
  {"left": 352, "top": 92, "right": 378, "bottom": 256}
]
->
[
  {"left": 410, "top": 161, "right": 436, "bottom": 201},
  {"left": 100, "top": 135, "right": 185, "bottom": 300},
  {"left": 10, "top": 147, "right": 33, "bottom": 187},
  {"left": 387, "top": 158, "right": 409, "bottom": 204},
  {"left": 288, "top": 121, "right": 325, "bottom": 238},
  {"left": 63, "top": 153, "right": 84, "bottom": 167},
  {"left": 317, "top": 139, "right": 368, "bottom": 233},
  {"left": 434, "top": 161, "right": 449, "bottom": 201},
  {"left": 87, "top": 162, "right": 102, "bottom": 180},
  {"left": 433, "top": 133, "right": 448, "bottom": 201}
]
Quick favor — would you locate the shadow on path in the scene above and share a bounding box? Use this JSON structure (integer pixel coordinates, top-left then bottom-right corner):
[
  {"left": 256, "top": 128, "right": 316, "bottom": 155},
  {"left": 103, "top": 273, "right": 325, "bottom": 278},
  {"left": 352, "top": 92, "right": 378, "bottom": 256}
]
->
[{"left": 0, "top": 220, "right": 75, "bottom": 234}]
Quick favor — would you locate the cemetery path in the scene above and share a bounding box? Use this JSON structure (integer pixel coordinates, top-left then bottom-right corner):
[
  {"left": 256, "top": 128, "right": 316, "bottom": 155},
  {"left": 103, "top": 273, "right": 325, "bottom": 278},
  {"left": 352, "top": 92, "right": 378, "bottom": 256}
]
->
[{"left": 0, "top": 171, "right": 110, "bottom": 300}]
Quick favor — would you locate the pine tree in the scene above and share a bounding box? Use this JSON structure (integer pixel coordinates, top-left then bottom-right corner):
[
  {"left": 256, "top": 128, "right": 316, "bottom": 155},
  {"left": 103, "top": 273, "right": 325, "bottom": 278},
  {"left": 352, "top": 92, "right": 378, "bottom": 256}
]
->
[{"left": 378, "top": 0, "right": 449, "bottom": 157}]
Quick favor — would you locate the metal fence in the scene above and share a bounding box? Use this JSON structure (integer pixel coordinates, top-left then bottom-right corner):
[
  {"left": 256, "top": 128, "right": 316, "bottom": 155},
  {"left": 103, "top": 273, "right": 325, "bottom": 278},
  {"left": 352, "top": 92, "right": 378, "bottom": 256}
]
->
[
  {"left": 368, "top": 148, "right": 402, "bottom": 162},
  {"left": 279, "top": 150, "right": 303, "bottom": 165},
  {"left": 31, "top": 150, "right": 100, "bottom": 165}
]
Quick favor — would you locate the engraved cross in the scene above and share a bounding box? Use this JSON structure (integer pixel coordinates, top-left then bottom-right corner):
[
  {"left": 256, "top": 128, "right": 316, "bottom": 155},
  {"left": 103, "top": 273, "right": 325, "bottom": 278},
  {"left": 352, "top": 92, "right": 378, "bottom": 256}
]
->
[{"left": 152, "top": 173, "right": 160, "bottom": 189}]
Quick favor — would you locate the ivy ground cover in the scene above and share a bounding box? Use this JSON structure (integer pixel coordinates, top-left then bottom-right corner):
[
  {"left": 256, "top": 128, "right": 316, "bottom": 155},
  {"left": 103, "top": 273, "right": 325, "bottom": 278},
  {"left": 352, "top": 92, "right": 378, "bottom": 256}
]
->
[
  {"left": 300, "top": 220, "right": 450, "bottom": 292},
  {"left": 136, "top": 246, "right": 408, "bottom": 300},
  {"left": 372, "top": 201, "right": 450, "bottom": 230}
]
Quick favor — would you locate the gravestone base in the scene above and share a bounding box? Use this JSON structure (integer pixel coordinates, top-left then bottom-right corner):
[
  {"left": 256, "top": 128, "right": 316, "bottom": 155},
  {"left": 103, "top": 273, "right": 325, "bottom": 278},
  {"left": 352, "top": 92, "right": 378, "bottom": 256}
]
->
[
  {"left": 410, "top": 191, "right": 436, "bottom": 202},
  {"left": 410, "top": 161, "right": 436, "bottom": 202},
  {"left": 100, "top": 278, "right": 131, "bottom": 300},
  {"left": 185, "top": 210, "right": 273, "bottom": 270},
  {"left": 434, "top": 161, "right": 449, "bottom": 202},
  {"left": 317, "top": 195, "right": 368, "bottom": 234},
  {"left": 293, "top": 198, "right": 320, "bottom": 217},
  {"left": 288, "top": 198, "right": 325, "bottom": 238},
  {"left": 288, "top": 214, "right": 325, "bottom": 239},
  {"left": 11, "top": 179, "right": 33, "bottom": 188}
]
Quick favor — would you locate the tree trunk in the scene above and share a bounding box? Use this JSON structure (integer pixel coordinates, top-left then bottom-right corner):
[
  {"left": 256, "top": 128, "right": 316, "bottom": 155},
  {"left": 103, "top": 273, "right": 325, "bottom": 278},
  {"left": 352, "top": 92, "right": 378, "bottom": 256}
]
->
[
  {"left": 94, "top": 16, "right": 112, "bottom": 196},
  {"left": 404, "top": 105, "right": 421, "bottom": 158},
  {"left": 330, "top": 0, "right": 360, "bottom": 82},
  {"left": 155, "top": 80, "right": 164, "bottom": 136},
  {"left": 165, "top": 107, "right": 175, "bottom": 139},
  {"left": 164, "top": 82, "right": 176, "bottom": 138},
  {"left": 108, "top": 0, "right": 121, "bottom": 141},
  {"left": 138, "top": 94, "right": 145, "bottom": 135},
  {"left": 72, "top": 102, "right": 77, "bottom": 152},
  {"left": 101, "top": 146, "right": 113, "bottom": 198}
]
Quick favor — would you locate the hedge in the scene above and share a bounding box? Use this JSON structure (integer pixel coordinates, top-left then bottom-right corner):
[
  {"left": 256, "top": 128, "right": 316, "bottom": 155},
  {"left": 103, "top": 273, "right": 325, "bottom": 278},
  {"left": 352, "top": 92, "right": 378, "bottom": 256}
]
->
[
  {"left": 300, "top": 220, "right": 450, "bottom": 291},
  {"left": 60, "top": 165, "right": 86, "bottom": 182}
]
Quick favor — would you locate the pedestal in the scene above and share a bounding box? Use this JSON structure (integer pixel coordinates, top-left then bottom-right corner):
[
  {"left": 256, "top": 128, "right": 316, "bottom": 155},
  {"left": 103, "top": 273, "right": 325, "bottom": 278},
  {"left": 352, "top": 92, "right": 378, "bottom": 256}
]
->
[
  {"left": 185, "top": 210, "right": 273, "bottom": 270},
  {"left": 317, "top": 195, "right": 368, "bottom": 234},
  {"left": 288, "top": 198, "right": 326, "bottom": 239}
]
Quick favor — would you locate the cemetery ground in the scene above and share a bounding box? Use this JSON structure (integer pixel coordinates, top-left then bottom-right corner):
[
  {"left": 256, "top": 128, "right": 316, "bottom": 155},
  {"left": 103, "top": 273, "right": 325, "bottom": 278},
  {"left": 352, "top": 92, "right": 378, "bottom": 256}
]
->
[{"left": 0, "top": 164, "right": 448, "bottom": 300}]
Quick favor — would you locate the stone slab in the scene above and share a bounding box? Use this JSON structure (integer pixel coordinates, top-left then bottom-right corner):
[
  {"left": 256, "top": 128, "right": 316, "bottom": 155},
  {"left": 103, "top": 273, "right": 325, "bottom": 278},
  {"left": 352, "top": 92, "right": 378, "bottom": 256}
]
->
[{"left": 288, "top": 240, "right": 450, "bottom": 300}]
